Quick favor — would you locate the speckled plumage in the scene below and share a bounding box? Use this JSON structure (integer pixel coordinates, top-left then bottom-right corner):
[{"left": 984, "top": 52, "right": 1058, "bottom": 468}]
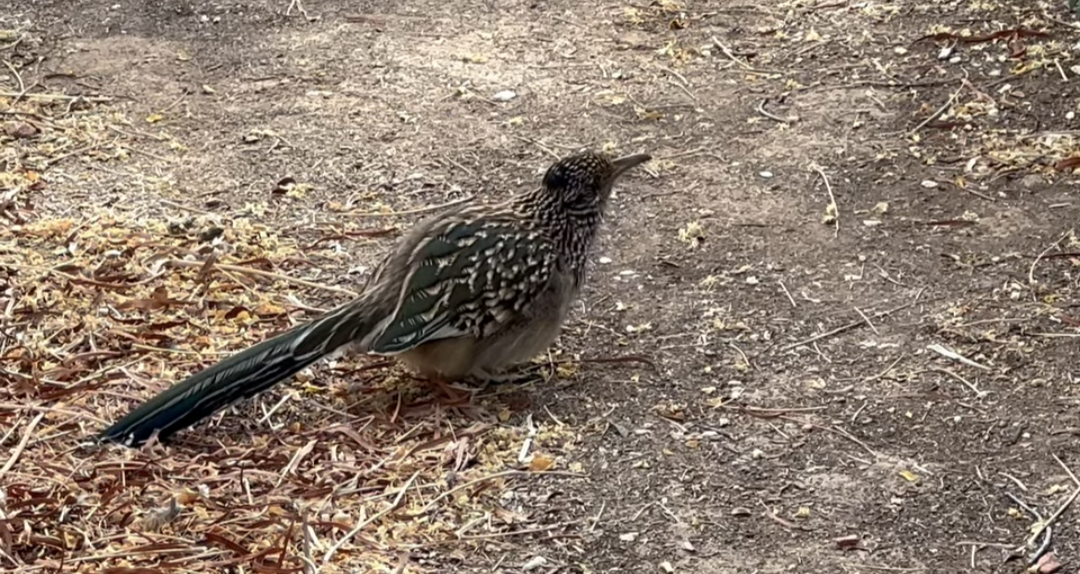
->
[{"left": 99, "top": 150, "right": 652, "bottom": 447}]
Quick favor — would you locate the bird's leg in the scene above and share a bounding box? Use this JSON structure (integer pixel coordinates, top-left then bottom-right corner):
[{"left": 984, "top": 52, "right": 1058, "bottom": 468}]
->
[{"left": 424, "top": 376, "right": 473, "bottom": 404}]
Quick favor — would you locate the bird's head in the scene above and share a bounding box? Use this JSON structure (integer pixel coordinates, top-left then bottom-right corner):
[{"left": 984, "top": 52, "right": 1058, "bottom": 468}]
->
[{"left": 540, "top": 151, "right": 651, "bottom": 210}]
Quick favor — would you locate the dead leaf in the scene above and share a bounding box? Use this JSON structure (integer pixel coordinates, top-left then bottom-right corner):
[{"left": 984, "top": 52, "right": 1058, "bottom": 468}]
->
[
  {"left": 899, "top": 470, "right": 919, "bottom": 483},
  {"left": 116, "top": 286, "right": 180, "bottom": 311},
  {"left": 529, "top": 453, "right": 555, "bottom": 472},
  {"left": 1037, "top": 552, "right": 1062, "bottom": 573},
  {"left": 1053, "top": 156, "right": 1080, "bottom": 172}
]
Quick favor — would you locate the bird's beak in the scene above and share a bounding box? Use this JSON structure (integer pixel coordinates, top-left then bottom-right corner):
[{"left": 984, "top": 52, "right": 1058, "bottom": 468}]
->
[{"left": 610, "top": 153, "right": 652, "bottom": 180}]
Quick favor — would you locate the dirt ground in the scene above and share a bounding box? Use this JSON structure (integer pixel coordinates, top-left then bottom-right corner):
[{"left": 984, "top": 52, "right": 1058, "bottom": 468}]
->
[{"left": 3, "top": 0, "right": 1080, "bottom": 573}]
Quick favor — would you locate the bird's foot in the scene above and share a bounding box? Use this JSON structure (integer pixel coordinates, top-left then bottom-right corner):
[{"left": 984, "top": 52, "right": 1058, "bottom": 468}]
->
[{"left": 471, "top": 364, "right": 549, "bottom": 389}]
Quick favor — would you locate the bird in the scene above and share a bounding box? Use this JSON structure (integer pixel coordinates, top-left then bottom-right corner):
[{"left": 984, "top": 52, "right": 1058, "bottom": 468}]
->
[{"left": 98, "top": 150, "right": 652, "bottom": 447}]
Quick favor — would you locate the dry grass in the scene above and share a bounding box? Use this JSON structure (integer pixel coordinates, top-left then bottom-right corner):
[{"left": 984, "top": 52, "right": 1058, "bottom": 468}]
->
[
  {"left": 1, "top": 91, "right": 586, "bottom": 574},
  {"left": 6, "top": 0, "right": 1080, "bottom": 572}
]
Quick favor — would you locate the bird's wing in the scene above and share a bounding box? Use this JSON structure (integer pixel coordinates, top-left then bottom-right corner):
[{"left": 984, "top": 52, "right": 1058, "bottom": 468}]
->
[{"left": 366, "top": 213, "right": 557, "bottom": 355}]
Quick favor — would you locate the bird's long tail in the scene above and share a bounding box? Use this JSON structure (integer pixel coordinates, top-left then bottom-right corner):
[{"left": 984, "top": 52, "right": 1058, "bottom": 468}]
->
[{"left": 99, "top": 297, "right": 381, "bottom": 447}]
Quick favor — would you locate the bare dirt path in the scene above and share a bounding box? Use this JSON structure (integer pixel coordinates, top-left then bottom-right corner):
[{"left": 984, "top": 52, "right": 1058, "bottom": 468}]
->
[{"left": 3, "top": 1, "right": 1080, "bottom": 573}]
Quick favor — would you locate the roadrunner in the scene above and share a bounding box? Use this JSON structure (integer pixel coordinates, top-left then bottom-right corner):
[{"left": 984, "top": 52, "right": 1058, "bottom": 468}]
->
[{"left": 99, "top": 150, "right": 652, "bottom": 447}]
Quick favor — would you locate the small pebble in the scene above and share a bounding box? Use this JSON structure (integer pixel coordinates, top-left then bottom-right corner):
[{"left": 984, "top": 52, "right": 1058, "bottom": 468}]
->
[{"left": 492, "top": 90, "right": 517, "bottom": 102}]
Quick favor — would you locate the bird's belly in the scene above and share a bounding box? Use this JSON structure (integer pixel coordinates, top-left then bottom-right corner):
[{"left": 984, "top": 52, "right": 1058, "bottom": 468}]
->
[
  {"left": 475, "top": 315, "right": 564, "bottom": 371},
  {"left": 391, "top": 275, "right": 579, "bottom": 381},
  {"left": 471, "top": 276, "right": 578, "bottom": 376},
  {"left": 395, "top": 337, "right": 479, "bottom": 381}
]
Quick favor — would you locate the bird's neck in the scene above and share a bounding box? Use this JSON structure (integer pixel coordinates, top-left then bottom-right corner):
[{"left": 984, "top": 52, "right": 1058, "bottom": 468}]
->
[{"left": 513, "top": 188, "right": 605, "bottom": 279}]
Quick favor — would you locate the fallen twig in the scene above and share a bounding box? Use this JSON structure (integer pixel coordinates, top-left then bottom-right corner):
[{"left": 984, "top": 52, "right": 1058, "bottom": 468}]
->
[
  {"left": 760, "top": 501, "right": 810, "bottom": 531},
  {"left": 1023, "top": 455, "right": 1080, "bottom": 558},
  {"left": 655, "top": 147, "right": 706, "bottom": 161},
  {"left": 45, "top": 142, "right": 104, "bottom": 168},
  {"left": 926, "top": 343, "right": 991, "bottom": 371},
  {"left": 579, "top": 354, "right": 658, "bottom": 371},
  {"left": 409, "top": 469, "right": 583, "bottom": 518},
  {"left": 812, "top": 164, "right": 839, "bottom": 238},
  {"left": 781, "top": 296, "right": 922, "bottom": 352},
  {"left": 1028, "top": 229, "right": 1072, "bottom": 298},
  {"left": 159, "top": 199, "right": 213, "bottom": 215},
  {"left": 1005, "top": 493, "right": 1051, "bottom": 566},
  {"left": 275, "top": 439, "right": 317, "bottom": 488},
  {"left": 321, "top": 471, "right": 419, "bottom": 565},
  {"left": 346, "top": 195, "right": 474, "bottom": 218},
  {"left": 808, "top": 419, "right": 879, "bottom": 458},
  {"left": 2, "top": 61, "right": 25, "bottom": 95},
  {"left": 517, "top": 414, "right": 537, "bottom": 464},
  {"left": 912, "top": 28, "right": 1050, "bottom": 46},
  {"left": 301, "top": 228, "right": 397, "bottom": 250},
  {"left": 0, "top": 91, "right": 115, "bottom": 103},
  {"left": 756, "top": 99, "right": 794, "bottom": 123},
  {"left": 286, "top": 0, "right": 317, "bottom": 21},
  {"left": 0, "top": 412, "right": 44, "bottom": 479},
  {"left": 0, "top": 403, "right": 107, "bottom": 424},
  {"left": 735, "top": 406, "right": 877, "bottom": 456},
  {"left": 299, "top": 506, "right": 317, "bottom": 574},
  {"left": 165, "top": 258, "right": 359, "bottom": 297},
  {"left": 853, "top": 306, "right": 878, "bottom": 335},
  {"left": 778, "top": 280, "right": 797, "bottom": 308},
  {"left": 712, "top": 37, "right": 753, "bottom": 70},
  {"left": 862, "top": 354, "right": 905, "bottom": 384},
  {"left": 507, "top": 134, "right": 563, "bottom": 160},
  {"left": 908, "top": 87, "right": 962, "bottom": 137},
  {"left": 930, "top": 368, "right": 987, "bottom": 398}
]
